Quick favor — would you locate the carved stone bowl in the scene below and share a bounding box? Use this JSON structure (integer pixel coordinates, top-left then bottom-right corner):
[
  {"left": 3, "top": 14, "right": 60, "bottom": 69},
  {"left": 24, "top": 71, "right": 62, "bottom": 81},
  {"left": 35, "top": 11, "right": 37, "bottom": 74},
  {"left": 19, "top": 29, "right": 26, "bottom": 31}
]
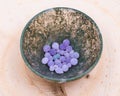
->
[{"left": 20, "top": 7, "right": 103, "bottom": 83}]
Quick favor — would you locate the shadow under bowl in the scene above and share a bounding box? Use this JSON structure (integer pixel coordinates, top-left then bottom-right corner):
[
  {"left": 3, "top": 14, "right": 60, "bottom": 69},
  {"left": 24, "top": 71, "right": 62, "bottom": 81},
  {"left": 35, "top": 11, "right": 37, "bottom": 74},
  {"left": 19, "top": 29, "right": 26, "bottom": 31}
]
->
[{"left": 20, "top": 7, "right": 103, "bottom": 83}]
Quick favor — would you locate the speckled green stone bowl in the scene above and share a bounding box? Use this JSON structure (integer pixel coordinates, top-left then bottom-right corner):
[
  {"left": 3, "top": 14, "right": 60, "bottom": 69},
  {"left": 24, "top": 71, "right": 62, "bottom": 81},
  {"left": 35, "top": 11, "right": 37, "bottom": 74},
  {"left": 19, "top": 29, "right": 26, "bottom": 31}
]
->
[{"left": 20, "top": 7, "right": 103, "bottom": 83}]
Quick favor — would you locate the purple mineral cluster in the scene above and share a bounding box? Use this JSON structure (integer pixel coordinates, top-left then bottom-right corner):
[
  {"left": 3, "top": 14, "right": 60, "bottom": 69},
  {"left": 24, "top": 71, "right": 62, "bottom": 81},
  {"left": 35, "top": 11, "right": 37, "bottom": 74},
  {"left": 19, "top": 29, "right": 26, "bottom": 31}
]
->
[{"left": 41, "top": 39, "right": 80, "bottom": 74}]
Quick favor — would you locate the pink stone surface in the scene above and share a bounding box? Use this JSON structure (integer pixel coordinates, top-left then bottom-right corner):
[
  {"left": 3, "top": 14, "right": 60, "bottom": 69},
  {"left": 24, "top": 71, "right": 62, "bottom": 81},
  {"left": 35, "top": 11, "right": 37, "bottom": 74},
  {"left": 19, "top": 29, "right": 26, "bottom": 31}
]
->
[{"left": 0, "top": 0, "right": 120, "bottom": 96}]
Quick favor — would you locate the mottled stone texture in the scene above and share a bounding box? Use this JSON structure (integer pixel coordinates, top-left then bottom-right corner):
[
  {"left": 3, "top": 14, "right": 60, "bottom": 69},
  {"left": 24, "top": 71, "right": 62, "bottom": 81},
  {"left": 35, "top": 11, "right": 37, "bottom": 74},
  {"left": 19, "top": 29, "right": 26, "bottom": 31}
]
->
[{"left": 21, "top": 8, "right": 102, "bottom": 82}]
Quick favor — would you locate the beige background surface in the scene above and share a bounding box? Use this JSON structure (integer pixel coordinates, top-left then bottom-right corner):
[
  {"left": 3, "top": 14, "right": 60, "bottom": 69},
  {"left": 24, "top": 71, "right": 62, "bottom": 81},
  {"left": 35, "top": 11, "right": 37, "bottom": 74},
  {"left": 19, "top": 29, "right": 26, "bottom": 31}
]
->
[{"left": 0, "top": 0, "right": 120, "bottom": 96}]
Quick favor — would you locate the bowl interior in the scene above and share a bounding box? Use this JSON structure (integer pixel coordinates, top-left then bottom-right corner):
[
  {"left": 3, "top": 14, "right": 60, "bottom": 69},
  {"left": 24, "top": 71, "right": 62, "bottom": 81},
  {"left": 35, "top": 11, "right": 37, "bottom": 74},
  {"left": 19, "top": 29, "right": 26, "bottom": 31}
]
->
[{"left": 21, "top": 7, "right": 102, "bottom": 82}]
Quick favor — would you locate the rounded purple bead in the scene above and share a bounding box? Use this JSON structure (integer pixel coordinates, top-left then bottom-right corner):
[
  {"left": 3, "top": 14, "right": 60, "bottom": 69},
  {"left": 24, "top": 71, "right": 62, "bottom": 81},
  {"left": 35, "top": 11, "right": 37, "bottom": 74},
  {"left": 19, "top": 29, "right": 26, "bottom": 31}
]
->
[
  {"left": 52, "top": 42, "right": 59, "bottom": 49},
  {"left": 53, "top": 65, "right": 59, "bottom": 69},
  {"left": 70, "top": 52, "right": 75, "bottom": 58},
  {"left": 62, "top": 64, "right": 69, "bottom": 72},
  {"left": 60, "top": 56, "right": 65, "bottom": 62},
  {"left": 64, "top": 52, "right": 69, "bottom": 57},
  {"left": 55, "top": 59, "right": 61, "bottom": 65},
  {"left": 49, "top": 65, "right": 55, "bottom": 71},
  {"left": 41, "top": 57, "right": 49, "bottom": 64},
  {"left": 57, "top": 63, "right": 62, "bottom": 68},
  {"left": 65, "top": 57, "right": 71, "bottom": 63},
  {"left": 63, "top": 39, "right": 70, "bottom": 47},
  {"left": 69, "top": 50, "right": 74, "bottom": 55},
  {"left": 73, "top": 52, "right": 80, "bottom": 58},
  {"left": 66, "top": 46, "right": 72, "bottom": 52},
  {"left": 55, "top": 67, "right": 63, "bottom": 74},
  {"left": 45, "top": 52, "right": 51, "bottom": 57},
  {"left": 59, "top": 44, "right": 66, "bottom": 50},
  {"left": 53, "top": 54, "right": 60, "bottom": 60},
  {"left": 59, "top": 50, "right": 65, "bottom": 55},
  {"left": 49, "top": 49, "right": 56, "bottom": 56},
  {"left": 70, "top": 58, "right": 78, "bottom": 65},
  {"left": 67, "top": 63, "right": 72, "bottom": 68},
  {"left": 47, "top": 56, "right": 53, "bottom": 61},
  {"left": 48, "top": 60, "right": 54, "bottom": 67},
  {"left": 43, "top": 45, "right": 50, "bottom": 52},
  {"left": 57, "top": 49, "right": 60, "bottom": 53}
]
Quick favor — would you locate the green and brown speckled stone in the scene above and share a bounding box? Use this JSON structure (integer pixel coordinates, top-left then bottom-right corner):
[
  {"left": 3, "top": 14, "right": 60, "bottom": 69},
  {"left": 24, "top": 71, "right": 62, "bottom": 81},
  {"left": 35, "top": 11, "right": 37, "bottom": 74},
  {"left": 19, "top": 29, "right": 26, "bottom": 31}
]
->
[{"left": 20, "top": 7, "right": 103, "bottom": 83}]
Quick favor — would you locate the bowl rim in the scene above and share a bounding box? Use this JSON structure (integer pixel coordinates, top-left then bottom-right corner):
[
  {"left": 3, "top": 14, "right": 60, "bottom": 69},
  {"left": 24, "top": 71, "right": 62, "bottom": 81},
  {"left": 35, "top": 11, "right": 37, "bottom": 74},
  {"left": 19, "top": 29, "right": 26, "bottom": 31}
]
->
[{"left": 20, "top": 7, "right": 103, "bottom": 83}]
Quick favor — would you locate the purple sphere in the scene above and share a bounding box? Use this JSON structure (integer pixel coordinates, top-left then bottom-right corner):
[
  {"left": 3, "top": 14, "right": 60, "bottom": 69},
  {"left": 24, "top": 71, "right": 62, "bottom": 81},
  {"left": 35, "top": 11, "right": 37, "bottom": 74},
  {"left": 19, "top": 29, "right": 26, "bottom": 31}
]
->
[
  {"left": 55, "top": 67, "right": 63, "bottom": 74},
  {"left": 45, "top": 52, "right": 51, "bottom": 57},
  {"left": 69, "top": 50, "right": 74, "bottom": 55},
  {"left": 53, "top": 65, "right": 59, "bottom": 69},
  {"left": 47, "top": 56, "right": 53, "bottom": 61},
  {"left": 57, "top": 63, "right": 62, "bottom": 68},
  {"left": 64, "top": 52, "right": 69, "bottom": 57},
  {"left": 73, "top": 52, "right": 80, "bottom": 58},
  {"left": 41, "top": 57, "right": 49, "bottom": 64},
  {"left": 70, "top": 52, "right": 80, "bottom": 58},
  {"left": 59, "top": 44, "right": 66, "bottom": 50},
  {"left": 70, "top": 58, "right": 78, "bottom": 65},
  {"left": 57, "top": 49, "right": 60, "bottom": 53},
  {"left": 70, "top": 52, "right": 75, "bottom": 58},
  {"left": 63, "top": 39, "right": 70, "bottom": 47},
  {"left": 67, "top": 63, "right": 72, "bottom": 68},
  {"left": 52, "top": 42, "right": 59, "bottom": 49},
  {"left": 62, "top": 64, "right": 69, "bottom": 72},
  {"left": 43, "top": 45, "right": 50, "bottom": 52},
  {"left": 49, "top": 49, "right": 56, "bottom": 56},
  {"left": 60, "top": 56, "right": 65, "bottom": 62},
  {"left": 65, "top": 57, "right": 71, "bottom": 63},
  {"left": 53, "top": 54, "right": 60, "bottom": 60},
  {"left": 66, "top": 46, "right": 72, "bottom": 52},
  {"left": 55, "top": 59, "right": 61, "bottom": 65},
  {"left": 49, "top": 65, "right": 55, "bottom": 71},
  {"left": 48, "top": 60, "right": 54, "bottom": 67},
  {"left": 59, "top": 50, "right": 65, "bottom": 55}
]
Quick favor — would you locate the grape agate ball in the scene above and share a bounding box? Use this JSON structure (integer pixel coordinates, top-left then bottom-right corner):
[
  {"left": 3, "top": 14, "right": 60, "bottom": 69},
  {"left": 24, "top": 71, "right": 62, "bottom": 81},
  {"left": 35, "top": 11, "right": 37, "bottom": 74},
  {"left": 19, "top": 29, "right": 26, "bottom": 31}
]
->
[
  {"left": 41, "top": 57, "right": 49, "bottom": 64},
  {"left": 43, "top": 45, "right": 50, "bottom": 52},
  {"left": 63, "top": 39, "right": 70, "bottom": 47},
  {"left": 52, "top": 42, "right": 59, "bottom": 49}
]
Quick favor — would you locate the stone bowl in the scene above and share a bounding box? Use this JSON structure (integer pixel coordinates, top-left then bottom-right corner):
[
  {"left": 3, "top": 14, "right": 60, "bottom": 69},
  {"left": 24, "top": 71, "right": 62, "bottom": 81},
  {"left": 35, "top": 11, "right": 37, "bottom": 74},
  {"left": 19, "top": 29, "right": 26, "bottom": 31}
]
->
[{"left": 20, "top": 7, "right": 103, "bottom": 83}]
